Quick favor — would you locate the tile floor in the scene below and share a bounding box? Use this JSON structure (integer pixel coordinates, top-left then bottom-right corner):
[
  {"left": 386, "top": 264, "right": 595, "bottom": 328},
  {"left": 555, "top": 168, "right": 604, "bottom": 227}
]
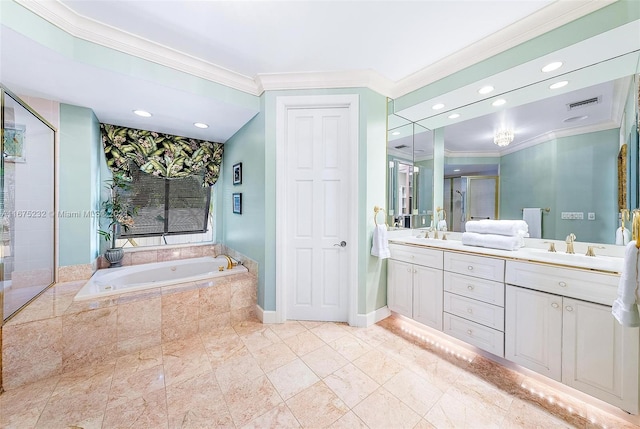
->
[{"left": 1, "top": 315, "right": 638, "bottom": 428}]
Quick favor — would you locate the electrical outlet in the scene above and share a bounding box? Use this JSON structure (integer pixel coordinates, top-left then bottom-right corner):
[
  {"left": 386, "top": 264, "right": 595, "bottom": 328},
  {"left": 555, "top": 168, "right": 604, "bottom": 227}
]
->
[{"left": 588, "top": 212, "right": 595, "bottom": 220}]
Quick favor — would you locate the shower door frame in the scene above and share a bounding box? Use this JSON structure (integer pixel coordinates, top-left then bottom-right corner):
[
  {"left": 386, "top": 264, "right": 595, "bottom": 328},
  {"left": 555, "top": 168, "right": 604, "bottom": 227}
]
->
[{"left": 0, "top": 85, "right": 58, "bottom": 392}]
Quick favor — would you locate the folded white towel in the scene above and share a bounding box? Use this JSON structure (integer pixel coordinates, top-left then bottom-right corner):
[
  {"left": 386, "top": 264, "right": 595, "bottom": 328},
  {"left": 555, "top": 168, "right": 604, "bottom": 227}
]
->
[
  {"left": 437, "top": 219, "right": 447, "bottom": 231},
  {"left": 612, "top": 241, "right": 640, "bottom": 327},
  {"left": 465, "top": 219, "right": 528, "bottom": 237},
  {"left": 371, "top": 224, "right": 390, "bottom": 259},
  {"left": 461, "top": 232, "right": 524, "bottom": 251}
]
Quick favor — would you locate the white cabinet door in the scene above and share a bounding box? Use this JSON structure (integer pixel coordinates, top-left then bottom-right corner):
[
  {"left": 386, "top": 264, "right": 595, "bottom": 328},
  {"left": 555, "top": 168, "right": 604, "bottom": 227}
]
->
[
  {"left": 387, "top": 259, "right": 413, "bottom": 317},
  {"left": 505, "top": 285, "right": 562, "bottom": 381},
  {"left": 562, "top": 298, "right": 640, "bottom": 414},
  {"left": 413, "top": 265, "right": 443, "bottom": 330}
]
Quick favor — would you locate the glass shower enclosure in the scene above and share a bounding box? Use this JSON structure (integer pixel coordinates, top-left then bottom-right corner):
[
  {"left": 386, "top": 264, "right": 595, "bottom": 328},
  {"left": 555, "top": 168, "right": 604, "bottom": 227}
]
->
[{"left": 1, "top": 86, "right": 56, "bottom": 323}]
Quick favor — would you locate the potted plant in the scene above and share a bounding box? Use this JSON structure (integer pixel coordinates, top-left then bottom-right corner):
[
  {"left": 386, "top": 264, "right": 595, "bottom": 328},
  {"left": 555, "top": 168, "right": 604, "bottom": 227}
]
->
[{"left": 98, "top": 172, "right": 137, "bottom": 267}]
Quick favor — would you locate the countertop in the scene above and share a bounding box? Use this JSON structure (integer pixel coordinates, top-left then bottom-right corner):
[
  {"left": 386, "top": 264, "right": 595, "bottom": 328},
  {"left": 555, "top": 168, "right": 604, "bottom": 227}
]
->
[{"left": 389, "top": 235, "right": 624, "bottom": 275}]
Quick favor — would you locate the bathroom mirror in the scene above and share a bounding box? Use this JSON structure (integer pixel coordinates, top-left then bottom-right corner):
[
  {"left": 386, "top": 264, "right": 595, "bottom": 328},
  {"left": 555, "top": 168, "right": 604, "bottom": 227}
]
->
[
  {"left": 388, "top": 48, "right": 640, "bottom": 244},
  {"left": 387, "top": 110, "right": 434, "bottom": 229}
]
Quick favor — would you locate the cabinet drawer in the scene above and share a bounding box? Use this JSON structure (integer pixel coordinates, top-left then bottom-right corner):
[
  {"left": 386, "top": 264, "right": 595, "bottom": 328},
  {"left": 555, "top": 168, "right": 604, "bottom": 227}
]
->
[
  {"left": 444, "top": 271, "right": 504, "bottom": 306},
  {"left": 443, "top": 313, "right": 504, "bottom": 357},
  {"left": 505, "top": 261, "right": 618, "bottom": 305},
  {"left": 444, "top": 252, "right": 504, "bottom": 282},
  {"left": 390, "top": 244, "right": 443, "bottom": 269},
  {"left": 444, "top": 292, "right": 504, "bottom": 331}
]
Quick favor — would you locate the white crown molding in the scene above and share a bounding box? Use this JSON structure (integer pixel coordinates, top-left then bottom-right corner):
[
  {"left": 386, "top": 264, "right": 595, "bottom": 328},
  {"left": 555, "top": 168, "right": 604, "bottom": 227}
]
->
[
  {"left": 256, "top": 70, "right": 394, "bottom": 96},
  {"left": 444, "top": 150, "right": 502, "bottom": 158},
  {"left": 389, "top": 0, "right": 616, "bottom": 99},
  {"left": 15, "top": 0, "right": 614, "bottom": 99},
  {"left": 14, "top": 0, "right": 261, "bottom": 95}
]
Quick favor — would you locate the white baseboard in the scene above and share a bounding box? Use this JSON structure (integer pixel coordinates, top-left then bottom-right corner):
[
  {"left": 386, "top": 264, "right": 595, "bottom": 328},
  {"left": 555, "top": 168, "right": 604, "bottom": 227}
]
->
[
  {"left": 353, "top": 306, "right": 391, "bottom": 328},
  {"left": 256, "top": 305, "right": 279, "bottom": 324}
]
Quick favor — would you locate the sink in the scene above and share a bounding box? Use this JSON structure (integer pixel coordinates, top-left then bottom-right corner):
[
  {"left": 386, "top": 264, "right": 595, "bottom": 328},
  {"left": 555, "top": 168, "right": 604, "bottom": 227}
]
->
[{"left": 519, "top": 248, "right": 623, "bottom": 273}]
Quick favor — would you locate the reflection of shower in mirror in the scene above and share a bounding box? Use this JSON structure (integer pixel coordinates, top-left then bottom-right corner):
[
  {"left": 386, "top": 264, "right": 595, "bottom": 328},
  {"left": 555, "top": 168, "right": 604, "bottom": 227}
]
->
[{"left": 456, "top": 190, "right": 466, "bottom": 223}]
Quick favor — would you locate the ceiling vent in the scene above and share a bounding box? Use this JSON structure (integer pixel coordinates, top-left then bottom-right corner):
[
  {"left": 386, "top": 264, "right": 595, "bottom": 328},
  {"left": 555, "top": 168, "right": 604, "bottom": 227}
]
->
[
  {"left": 567, "top": 96, "right": 600, "bottom": 111},
  {"left": 394, "top": 144, "right": 409, "bottom": 149}
]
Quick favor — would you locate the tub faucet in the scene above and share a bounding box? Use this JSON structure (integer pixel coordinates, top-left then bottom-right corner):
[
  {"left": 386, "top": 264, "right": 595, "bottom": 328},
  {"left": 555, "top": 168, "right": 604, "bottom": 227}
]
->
[{"left": 221, "top": 254, "right": 234, "bottom": 270}]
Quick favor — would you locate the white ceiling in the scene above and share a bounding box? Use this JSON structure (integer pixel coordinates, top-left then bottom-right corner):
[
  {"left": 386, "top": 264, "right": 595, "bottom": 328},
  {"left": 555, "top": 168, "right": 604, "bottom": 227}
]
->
[{"left": 1, "top": 0, "right": 580, "bottom": 142}]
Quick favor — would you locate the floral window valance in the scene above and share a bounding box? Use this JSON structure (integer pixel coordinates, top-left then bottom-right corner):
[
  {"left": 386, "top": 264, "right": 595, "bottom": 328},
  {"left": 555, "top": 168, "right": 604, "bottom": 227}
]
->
[{"left": 100, "top": 123, "right": 224, "bottom": 186}]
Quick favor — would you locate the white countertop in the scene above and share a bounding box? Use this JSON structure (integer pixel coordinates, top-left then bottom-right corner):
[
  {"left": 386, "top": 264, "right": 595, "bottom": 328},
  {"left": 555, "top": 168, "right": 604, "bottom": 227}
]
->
[{"left": 389, "top": 235, "right": 623, "bottom": 275}]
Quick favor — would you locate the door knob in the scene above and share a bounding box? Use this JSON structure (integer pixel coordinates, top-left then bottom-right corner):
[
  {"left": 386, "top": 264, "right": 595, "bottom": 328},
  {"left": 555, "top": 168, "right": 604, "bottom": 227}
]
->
[{"left": 334, "top": 241, "right": 347, "bottom": 247}]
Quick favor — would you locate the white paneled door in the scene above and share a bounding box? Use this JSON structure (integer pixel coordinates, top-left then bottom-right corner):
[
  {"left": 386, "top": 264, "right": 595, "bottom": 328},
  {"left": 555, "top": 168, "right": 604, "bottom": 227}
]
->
[{"left": 284, "top": 106, "right": 351, "bottom": 322}]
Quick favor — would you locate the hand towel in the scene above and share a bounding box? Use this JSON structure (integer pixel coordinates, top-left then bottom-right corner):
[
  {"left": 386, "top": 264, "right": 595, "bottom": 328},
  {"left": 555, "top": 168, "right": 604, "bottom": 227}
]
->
[
  {"left": 461, "top": 232, "right": 524, "bottom": 251},
  {"left": 371, "top": 224, "right": 390, "bottom": 259},
  {"left": 523, "top": 208, "right": 542, "bottom": 239},
  {"left": 465, "top": 219, "right": 528, "bottom": 237},
  {"left": 612, "top": 241, "right": 640, "bottom": 327}
]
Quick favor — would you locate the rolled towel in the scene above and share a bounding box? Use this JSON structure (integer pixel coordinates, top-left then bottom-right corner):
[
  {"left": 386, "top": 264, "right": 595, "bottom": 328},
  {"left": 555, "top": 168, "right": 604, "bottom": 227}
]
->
[
  {"left": 612, "top": 241, "right": 640, "bottom": 327},
  {"left": 465, "top": 219, "right": 528, "bottom": 237},
  {"left": 371, "top": 224, "right": 390, "bottom": 259},
  {"left": 461, "top": 232, "right": 524, "bottom": 251}
]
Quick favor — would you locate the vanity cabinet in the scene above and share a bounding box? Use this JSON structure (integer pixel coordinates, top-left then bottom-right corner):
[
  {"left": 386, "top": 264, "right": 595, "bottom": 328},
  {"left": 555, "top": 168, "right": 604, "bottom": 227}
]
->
[
  {"left": 443, "top": 252, "right": 506, "bottom": 357},
  {"left": 387, "top": 244, "right": 443, "bottom": 329},
  {"left": 505, "top": 265, "right": 639, "bottom": 414}
]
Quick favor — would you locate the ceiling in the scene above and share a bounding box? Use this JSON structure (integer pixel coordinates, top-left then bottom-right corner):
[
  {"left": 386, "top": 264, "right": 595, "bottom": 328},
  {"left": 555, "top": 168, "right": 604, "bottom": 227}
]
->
[{"left": 0, "top": 0, "right": 592, "bottom": 142}]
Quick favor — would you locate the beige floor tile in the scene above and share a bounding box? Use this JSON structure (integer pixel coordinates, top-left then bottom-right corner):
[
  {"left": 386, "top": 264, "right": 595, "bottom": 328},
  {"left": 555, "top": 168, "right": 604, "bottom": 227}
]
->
[
  {"left": 324, "top": 363, "right": 379, "bottom": 408},
  {"left": 384, "top": 368, "right": 444, "bottom": 416},
  {"left": 282, "top": 330, "right": 326, "bottom": 356},
  {"left": 286, "top": 381, "right": 350, "bottom": 428},
  {"left": 268, "top": 320, "right": 308, "bottom": 340},
  {"left": 224, "top": 375, "right": 283, "bottom": 427},
  {"left": 352, "top": 387, "right": 422, "bottom": 429},
  {"left": 241, "top": 403, "right": 301, "bottom": 429},
  {"left": 36, "top": 386, "right": 109, "bottom": 429},
  {"left": 215, "top": 351, "right": 265, "bottom": 393},
  {"left": 162, "top": 336, "right": 213, "bottom": 387},
  {"left": 0, "top": 376, "right": 59, "bottom": 429},
  {"left": 424, "top": 390, "right": 508, "bottom": 429},
  {"left": 166, "top": 371, "right": 233, "bottom": 428},
  {"left": 102, "top": 388, "right": 168, "bottom": 428},
  {"left": 267, "top": 359, "right": 319, "bottom": 400},
  {"left": 251, "top": 341, "right": 298, "bottom": 373},
  {"left": 327, "top": 410, "right": 369, "bottom": 429},
  {"left": 310, "top": 322, "right": 350, "bottom": 343},
  {"left": 502, "top": 398, "right": 582, "bottom": 428},
  {"left": 107, "top": 363, "right": 166, "bottom": 409},
  {"left": 448, "top": 369, "right": 514, "bottom": 412},
  {"left": 238, "top": 326, "right": 283, "bottom": 353},
  {"left": 328, "top": 334, "right": 372, "bottom": 361},
  {"left": 353, "top": 349, "right": 404, "bottom": 384},
  {"left": 298, "top": 320, "right": 326, "bottom": 329},
  {"left": 300, "top": 344, "right": 349, "bottom": 378}
]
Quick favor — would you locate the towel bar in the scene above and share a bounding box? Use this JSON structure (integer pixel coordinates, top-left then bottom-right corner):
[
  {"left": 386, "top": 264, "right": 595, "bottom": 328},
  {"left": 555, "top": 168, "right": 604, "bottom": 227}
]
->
[
  {"left": 520, "top": 207, "right": 551, "bottom": 213},
  {"left": 633, "top": 209, "right": 640, "bottom": 248}
]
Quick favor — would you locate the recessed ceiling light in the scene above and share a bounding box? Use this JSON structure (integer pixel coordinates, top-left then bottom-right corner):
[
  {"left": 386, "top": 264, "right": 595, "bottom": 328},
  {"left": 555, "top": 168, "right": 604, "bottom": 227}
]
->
[
  {"left": 453, "top": 169, "right": 461, "bottom": 172},
  {"left": 492, "top": 99, "right": 506, "bottom": 107},
  {"left": 549, "top": 81, "right": 569, "bottom": 89},
  {"left": 194, "top": 122, "right": 209, "bottom": 129},
  {"left": 563, "top": 115, "right": 588, "bottom": 123},
  {"left": 133, "top": 110, "right": 152, "bottom": 117},
  {"left": 391, "top": 131, "right": 401, "bottom": 136},
  {"left": 432, "top": 103, "right": 445, "bottom": 110},
  {"left": 478, "top": 85, "right": 494, "bottom": 95},
  {"left": 448, "top": 113, "right": 460, "bottom": 119},
  {"left": 541, "top": 61, "right": 563, "bottom": 73}
]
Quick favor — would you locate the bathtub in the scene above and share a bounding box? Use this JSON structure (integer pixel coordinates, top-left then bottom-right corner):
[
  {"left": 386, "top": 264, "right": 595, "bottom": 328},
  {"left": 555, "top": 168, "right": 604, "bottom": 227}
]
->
[{"left": 74, "top": 256, "right": 247, "bottom": 301}]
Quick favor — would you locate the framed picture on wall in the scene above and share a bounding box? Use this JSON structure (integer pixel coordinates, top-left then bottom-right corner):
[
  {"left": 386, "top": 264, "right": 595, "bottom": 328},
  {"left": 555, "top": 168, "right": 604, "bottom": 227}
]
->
[
  {"left": 3, "top": 124, "right": 26, "bottom": 163},
  {"left": 233, "top": 162, "right": 242, "bottom": 185},
  {"left": 233, "top": 193, "right": 242, "bottom": 214}
]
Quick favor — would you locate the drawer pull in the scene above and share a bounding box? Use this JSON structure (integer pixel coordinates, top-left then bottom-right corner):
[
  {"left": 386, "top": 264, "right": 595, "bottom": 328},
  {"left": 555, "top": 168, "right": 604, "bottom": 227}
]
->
[
  {"left": 413, "top": 269, "right": 417, "bottom": 274},
  {"left": 407, "top": 268, "right": 411, "bottom": 272},
  {"left": 467, "top": 329, "right": 473, "bottom": 335},
  {"left": 565, "top": 306, "right": 574, "bottom": 312},
  {"left": 551, "top": 302, "right": 559, "bottom": 309},
  {"left": 558, "top": 281, "right": 567, "bottom": 288},
  {"left": 467, "top": 266, "right": 474, "bottom": 271},
  {"left": 467, "top": 285, "right": 474, "bottom": 291},
  {"left": 467, "top": 308, "right": 473, "bottom": 314}
]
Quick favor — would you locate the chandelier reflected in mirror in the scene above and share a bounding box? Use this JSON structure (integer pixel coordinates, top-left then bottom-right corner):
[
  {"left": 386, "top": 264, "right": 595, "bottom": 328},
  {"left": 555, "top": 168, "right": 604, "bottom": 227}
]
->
[{"left": 494, "top": 128, "right": 515, "bottom": 147}]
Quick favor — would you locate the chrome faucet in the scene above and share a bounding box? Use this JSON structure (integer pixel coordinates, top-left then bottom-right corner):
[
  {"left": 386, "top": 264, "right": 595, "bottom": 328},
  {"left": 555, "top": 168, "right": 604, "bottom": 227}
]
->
[{"left": 565, "top": 233, "right": 576, "bottom": 254}]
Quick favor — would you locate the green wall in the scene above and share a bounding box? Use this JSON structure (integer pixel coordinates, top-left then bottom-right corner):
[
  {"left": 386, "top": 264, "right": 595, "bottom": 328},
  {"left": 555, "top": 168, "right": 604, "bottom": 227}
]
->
[
  {"left": 59, "top": 104, "right": 101, "bottom": 266},
  {"left": 220, "top": 97, "right": 267, "bottom": 308},
  {"left": 500, "top": 128, "right": 619, "bottom": 243}
]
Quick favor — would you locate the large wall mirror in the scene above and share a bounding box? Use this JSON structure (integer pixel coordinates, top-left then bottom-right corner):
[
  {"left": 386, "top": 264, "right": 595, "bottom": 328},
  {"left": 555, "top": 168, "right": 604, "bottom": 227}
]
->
[
  {"left": 387, "top": 105, "right": 434, "bottom": 229},
  {"left": 387, "top": 24, "right": 640, "bottom": 246}
]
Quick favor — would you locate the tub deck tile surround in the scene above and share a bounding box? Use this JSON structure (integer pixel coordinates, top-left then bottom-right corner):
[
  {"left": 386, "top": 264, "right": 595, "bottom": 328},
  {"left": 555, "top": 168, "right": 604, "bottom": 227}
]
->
[
  {"left": 1, "top": 315, "right": 639, "bottom": 428},
  {"left": 2, "top": 269, "right": 257, "bottom": 390}
]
